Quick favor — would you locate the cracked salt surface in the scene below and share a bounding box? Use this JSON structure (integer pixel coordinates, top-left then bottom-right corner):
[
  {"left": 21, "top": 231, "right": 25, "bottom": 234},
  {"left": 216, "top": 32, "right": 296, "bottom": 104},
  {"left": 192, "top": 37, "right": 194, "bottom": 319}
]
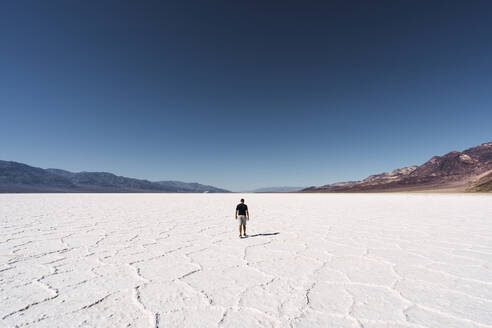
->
[{"left": 1, "top": 193, "right": 491, "bottom": 327}]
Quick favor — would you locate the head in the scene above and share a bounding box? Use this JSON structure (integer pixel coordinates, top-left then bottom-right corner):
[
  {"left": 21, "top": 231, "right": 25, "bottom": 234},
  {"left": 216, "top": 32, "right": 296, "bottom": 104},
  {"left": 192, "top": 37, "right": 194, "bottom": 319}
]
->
[{"left": 240, "top": 198, "right": 244, "bottom": 203}]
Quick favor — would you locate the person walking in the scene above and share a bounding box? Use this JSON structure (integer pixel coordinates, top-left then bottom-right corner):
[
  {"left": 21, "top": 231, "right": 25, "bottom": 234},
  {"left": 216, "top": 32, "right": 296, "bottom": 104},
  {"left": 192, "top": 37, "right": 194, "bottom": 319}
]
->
[{"left": 235, "top": 198, "right": 249, "bottom": 238}]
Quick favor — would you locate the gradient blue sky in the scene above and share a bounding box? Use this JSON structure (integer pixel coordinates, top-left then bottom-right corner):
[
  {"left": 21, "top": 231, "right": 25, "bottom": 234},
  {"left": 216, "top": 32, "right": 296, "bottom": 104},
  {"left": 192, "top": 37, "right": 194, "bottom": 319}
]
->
[{"left": 1, "top": 1, "right": 491, "bottom": 191}]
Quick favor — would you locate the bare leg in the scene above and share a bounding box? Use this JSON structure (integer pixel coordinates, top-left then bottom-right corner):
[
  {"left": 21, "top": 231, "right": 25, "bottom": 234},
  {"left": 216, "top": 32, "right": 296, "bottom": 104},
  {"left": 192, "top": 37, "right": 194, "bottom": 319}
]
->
[
  {"left": 239, "top": 224, "right": 242, "bottom": 237},
  {"left": 242, "top": 223, "right": 246, "bottom": 237}
]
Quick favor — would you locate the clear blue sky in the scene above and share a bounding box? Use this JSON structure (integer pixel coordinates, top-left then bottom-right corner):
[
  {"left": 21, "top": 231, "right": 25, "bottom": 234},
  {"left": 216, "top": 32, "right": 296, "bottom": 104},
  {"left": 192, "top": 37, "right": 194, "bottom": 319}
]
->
[{"left": 1, "top": 1, "right": 491, "bottom": 191}]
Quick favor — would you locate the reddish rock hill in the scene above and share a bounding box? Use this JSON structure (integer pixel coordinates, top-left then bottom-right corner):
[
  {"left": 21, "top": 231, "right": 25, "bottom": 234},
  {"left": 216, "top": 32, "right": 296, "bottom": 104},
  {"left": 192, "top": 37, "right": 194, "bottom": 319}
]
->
[{"left": 303, "top": 142, "right": 492, "bottom": 192}]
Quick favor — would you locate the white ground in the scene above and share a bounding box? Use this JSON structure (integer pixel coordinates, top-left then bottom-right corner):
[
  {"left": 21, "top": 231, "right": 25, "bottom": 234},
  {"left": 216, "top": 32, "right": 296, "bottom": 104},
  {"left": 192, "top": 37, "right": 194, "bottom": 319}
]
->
[{"left": 1, "top": 193, "right": 491, "bottom": 328}]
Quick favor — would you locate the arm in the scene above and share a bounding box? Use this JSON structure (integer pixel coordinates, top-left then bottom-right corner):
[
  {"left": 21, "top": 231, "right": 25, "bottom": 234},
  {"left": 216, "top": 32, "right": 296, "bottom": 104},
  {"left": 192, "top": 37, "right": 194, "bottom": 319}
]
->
[
  {"left": 246, "top": 209, "right": 249, "bottom": 220},
  {"left": 235, "top": 209, "right": 238, "bottom": 219}
]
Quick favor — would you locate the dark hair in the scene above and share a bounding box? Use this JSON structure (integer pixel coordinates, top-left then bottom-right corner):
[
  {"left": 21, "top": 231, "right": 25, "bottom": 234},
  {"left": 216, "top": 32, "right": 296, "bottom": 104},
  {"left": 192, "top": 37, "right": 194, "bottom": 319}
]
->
[{"left": 240, "top": 198, "right": 244, "bottom": 202}]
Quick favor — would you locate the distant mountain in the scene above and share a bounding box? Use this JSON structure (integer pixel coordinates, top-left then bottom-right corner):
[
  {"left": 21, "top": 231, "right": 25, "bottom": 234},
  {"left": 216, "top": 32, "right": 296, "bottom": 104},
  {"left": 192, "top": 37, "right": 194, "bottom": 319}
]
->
[
  {"left": 466, "top": 170, "right": 492, "bottom": 192},
  {"left": 303, "top": 142, "right": 492, "bottom": 193},
  {"left": 155, "top": 180, "right": 229, "bottom": 193},
  {"left": 249, "top": 186, "right": 306, "bottom": 193},
  {"left": 0, "top": 161, "right": 230, "bottom": 193}
]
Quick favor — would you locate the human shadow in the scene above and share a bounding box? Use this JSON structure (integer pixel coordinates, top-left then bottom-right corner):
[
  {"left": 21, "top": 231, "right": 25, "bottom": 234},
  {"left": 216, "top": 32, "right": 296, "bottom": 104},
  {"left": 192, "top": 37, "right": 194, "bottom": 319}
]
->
[{"left": 247, "top": 232, "right": 280, "bottom": 238}]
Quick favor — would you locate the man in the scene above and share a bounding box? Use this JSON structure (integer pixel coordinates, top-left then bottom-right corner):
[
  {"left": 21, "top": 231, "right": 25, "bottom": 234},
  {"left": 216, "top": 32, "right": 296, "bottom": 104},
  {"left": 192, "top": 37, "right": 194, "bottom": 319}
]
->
[{"left": 235, "top": 198, "right": 249, "bottom": 238}]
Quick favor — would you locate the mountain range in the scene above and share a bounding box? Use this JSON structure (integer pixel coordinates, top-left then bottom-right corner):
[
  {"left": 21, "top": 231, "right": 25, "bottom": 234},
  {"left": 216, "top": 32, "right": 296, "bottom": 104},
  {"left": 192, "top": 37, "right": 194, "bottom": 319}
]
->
[
  {"left": 249, "top": 186, "right": 306, "bottom": 193},
  {"left": 302, "top": 142, "right": 492, "bottom": 193},
  {"left": 2, "top": 142, "right": 491, "bottom": 194},
  {"left": 0, "top": 161, "right": 230, "bottom": 193}
]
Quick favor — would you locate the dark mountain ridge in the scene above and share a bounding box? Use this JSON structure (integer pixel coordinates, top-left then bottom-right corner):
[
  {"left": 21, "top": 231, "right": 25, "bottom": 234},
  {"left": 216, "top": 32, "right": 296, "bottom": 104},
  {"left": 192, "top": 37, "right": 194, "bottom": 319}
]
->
[
  {"left": 303, "top": 142, "right": 492, "bottom": 193},
  {"left": 0, "top": 161, "right": 230, "bottom": 193}
]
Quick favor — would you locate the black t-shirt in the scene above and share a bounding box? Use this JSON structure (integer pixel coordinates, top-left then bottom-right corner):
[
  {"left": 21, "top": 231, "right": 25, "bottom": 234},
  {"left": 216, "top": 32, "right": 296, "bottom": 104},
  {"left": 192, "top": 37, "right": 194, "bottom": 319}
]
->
[{"left": 236, "top": 203, "right": 248, "bottom": 216}]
